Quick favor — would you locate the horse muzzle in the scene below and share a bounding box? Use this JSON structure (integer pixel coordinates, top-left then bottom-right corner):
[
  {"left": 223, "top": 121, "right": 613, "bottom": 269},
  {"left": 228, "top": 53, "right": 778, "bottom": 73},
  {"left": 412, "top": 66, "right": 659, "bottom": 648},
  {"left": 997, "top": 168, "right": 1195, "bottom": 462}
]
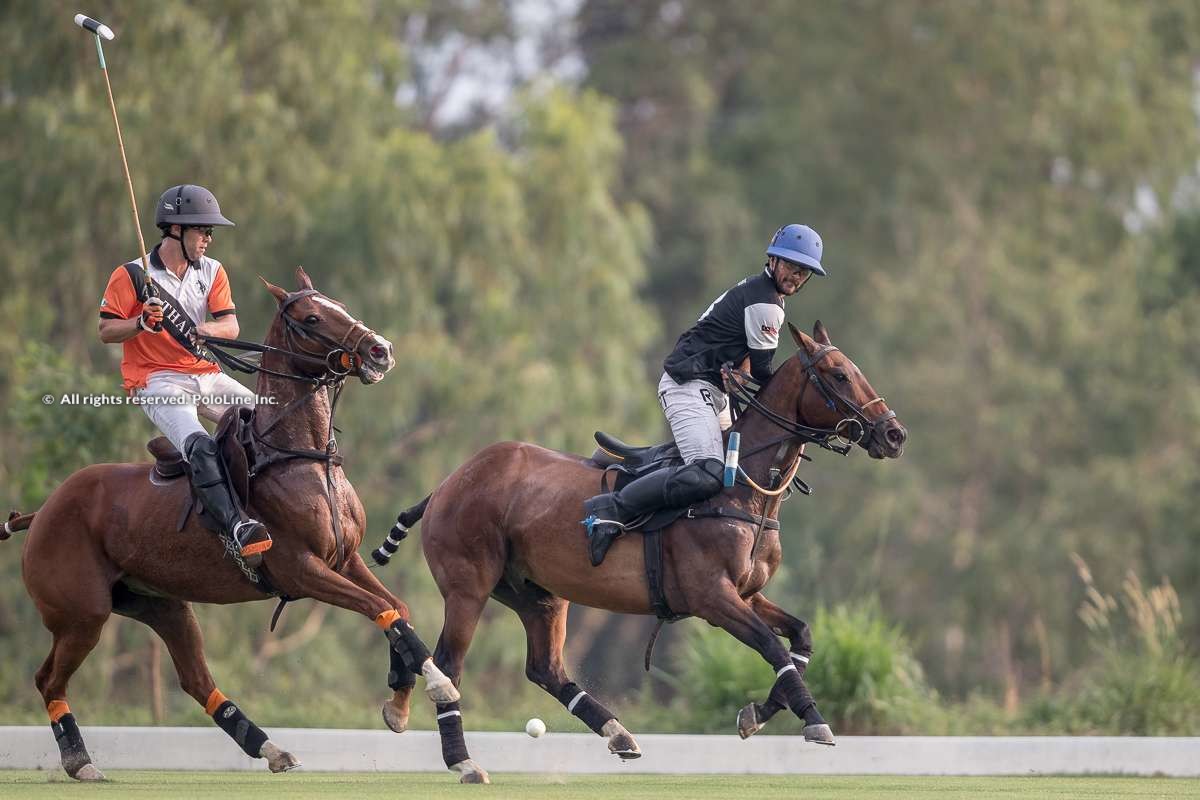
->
[
  {"left": 356, "top": 335, "right": 395, "bottom": 384},
  {"left": 865, "top": 419, "right": 907, "bottom": 459}
]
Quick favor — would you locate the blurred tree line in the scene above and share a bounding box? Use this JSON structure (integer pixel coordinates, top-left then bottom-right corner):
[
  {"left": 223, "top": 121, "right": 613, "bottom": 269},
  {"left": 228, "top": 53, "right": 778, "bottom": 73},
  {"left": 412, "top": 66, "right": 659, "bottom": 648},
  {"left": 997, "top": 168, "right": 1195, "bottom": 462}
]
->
[{"left": 1, "top": 0, "right": 1198, "bottom": 735}]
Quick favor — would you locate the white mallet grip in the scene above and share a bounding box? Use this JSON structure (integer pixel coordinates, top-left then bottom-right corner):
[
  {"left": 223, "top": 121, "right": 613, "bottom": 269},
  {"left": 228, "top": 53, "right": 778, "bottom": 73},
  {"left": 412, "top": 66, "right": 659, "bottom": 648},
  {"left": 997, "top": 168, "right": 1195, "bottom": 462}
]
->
[{"left": 74, "top": 14, "right": 114, "bottom": 41}]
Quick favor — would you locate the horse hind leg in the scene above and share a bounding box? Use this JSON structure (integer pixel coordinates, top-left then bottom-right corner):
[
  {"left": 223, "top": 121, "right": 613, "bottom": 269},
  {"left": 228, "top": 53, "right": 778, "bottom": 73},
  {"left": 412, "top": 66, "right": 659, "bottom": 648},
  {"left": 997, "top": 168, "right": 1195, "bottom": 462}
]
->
[
  {"left": 492, "top": 582, "right": 640, "bottom": 759},
  {"left": 34, "top": 614, "right": 108, "bottom": 781},
  {"left": 111, "top": 587, "right": 300, "bottom": 772}
]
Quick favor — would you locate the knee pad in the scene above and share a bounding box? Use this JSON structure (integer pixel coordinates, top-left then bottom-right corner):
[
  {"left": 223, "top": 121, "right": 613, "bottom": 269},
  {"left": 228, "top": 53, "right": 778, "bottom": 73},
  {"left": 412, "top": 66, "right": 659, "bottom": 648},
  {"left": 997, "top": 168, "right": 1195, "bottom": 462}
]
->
[
  {"left": 663, "top": 458, "right": 724, "bottom": 507},
  {"left": 386, "top": 619, "right": 432, "bottom": 674}
]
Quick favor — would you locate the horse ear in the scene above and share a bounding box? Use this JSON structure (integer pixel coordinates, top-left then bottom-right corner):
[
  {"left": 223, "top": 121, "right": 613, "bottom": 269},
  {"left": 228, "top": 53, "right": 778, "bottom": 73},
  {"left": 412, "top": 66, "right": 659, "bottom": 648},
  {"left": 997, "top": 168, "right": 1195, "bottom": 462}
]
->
[
  {"left": 260, "top": 275, "right": 288, "bottom": 305},
  {"left": 295, "top": 266, "right": 314, "bottom": 290},
  {"left": 813, "top": 319, "right": 832, "bottom": 345},
  {"left": 788, "top": 320, "right": 812, "bottom": 351}
]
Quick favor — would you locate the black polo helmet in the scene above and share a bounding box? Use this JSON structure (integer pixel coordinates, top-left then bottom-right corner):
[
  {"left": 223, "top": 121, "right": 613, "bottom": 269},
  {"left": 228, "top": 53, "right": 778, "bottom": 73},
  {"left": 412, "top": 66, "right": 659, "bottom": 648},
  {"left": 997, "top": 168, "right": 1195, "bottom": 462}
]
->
[{"left": 154, "top": 184, "right": 235, "bottom": 230}]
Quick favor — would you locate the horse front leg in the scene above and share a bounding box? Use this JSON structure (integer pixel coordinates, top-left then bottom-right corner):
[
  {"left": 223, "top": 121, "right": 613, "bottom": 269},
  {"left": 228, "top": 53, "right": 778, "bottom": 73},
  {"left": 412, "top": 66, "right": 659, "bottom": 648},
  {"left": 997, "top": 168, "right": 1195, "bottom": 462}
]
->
[
  {"left": 736, "top": 592, "right": 816, "bottom": 739},
  {"left": 274, "top": 554, "right": 458, "bottom": 706},
  {"left": 340, "top": 553, "right": 418, "bottom": 732},
  {"left": 693, "top": 582, "right": 834, "bottom": 746}
]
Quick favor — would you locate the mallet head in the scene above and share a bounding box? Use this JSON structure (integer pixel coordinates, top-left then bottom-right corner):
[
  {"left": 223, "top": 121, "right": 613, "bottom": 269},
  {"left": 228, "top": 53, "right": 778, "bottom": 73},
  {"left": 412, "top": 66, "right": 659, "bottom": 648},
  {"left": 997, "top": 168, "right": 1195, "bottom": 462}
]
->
[{"left": 74, "top": 14, "right": 114, "bottom": 41}]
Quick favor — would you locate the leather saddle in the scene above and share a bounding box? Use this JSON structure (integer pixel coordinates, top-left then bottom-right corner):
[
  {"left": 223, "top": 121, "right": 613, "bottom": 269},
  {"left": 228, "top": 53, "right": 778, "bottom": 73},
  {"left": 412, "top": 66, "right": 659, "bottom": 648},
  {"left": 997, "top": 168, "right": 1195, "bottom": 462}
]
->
[
  {"left": 146, "top": 406, "right": 255, "bottom": 531},
  {"left": 590, "top": 431, "right": 682, "bottom": 473},
  {"left": 589, "top": 431, "right": 687, "bottom": 533}
]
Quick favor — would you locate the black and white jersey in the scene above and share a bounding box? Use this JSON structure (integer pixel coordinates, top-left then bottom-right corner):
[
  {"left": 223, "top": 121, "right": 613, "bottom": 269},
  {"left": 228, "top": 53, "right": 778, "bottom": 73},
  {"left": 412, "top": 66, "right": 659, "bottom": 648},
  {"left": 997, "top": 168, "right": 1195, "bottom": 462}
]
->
[{"left": 663, "top": 268, "right": 785, "bottom": 387}]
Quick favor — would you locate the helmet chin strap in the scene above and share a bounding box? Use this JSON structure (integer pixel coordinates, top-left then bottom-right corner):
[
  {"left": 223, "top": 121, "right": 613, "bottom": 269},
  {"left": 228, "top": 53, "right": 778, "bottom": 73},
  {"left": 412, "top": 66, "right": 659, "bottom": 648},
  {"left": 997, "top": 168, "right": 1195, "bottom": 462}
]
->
[{"left": 163, "top": 227, "right": 197, "bottom": 269}]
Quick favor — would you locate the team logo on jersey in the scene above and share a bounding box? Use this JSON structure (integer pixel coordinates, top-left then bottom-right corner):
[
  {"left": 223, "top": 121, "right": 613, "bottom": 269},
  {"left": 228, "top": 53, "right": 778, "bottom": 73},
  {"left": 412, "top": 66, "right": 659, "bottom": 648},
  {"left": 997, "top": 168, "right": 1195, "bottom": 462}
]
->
[
  {"left": 760, "top": 323, "right": 778, "bottom": 337},
  {"left": 99, "top": 297, "right": 107, "bottom": 307}
]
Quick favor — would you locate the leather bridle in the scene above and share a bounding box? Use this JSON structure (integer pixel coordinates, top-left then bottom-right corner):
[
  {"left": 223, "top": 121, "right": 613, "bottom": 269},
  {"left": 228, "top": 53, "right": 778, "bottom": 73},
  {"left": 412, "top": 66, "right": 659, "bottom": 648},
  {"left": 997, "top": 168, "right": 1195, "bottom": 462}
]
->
[{"left": 796, "top": 344, "right": 897, "bottom": 451}]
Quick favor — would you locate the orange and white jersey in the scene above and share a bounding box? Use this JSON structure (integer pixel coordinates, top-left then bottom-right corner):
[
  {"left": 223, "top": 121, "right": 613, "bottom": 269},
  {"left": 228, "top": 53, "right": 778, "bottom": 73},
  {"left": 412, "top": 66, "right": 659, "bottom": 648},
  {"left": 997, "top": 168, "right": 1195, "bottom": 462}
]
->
[{"left": 99, "top": 244, "right": 236, "bottom": 391}]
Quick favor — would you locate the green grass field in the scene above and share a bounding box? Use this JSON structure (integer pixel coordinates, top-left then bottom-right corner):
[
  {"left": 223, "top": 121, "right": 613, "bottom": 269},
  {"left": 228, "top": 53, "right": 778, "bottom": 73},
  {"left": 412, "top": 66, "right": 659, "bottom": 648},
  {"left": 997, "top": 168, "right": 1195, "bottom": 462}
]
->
[{"left": 0, "top": 772, "right": 1196, "bottom": 799}]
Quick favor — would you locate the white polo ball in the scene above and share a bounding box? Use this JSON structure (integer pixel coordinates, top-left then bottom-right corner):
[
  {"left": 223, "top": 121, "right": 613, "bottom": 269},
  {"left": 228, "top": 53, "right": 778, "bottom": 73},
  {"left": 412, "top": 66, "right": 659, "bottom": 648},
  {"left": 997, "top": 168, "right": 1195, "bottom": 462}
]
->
[{"left": 525, "top": 717, "right": 546, "bottom": 738}]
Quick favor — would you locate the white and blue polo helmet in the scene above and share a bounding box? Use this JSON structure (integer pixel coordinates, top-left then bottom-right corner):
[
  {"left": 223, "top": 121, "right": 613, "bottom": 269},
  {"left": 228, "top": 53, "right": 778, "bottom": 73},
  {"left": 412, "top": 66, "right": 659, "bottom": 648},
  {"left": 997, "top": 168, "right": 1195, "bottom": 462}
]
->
[{"left": 766, "top": 224, "right": 825, "bottom": 276}]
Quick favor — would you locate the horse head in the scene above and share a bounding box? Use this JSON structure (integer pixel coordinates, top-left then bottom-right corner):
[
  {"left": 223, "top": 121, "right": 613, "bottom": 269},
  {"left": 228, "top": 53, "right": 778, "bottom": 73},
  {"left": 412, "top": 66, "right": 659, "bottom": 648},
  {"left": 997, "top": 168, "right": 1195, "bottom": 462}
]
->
[
  {"left": 259, "top": 267, "right": 395, "bottom": 385},
  {"left": 782, "top": 320, "right": 907, "bottom": 459}
]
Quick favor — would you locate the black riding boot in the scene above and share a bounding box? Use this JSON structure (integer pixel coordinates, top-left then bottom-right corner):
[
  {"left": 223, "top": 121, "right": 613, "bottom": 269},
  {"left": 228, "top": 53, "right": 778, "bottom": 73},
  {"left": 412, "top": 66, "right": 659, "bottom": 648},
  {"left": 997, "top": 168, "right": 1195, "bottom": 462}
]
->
[
  {"left": 185, "top": 432, "right": 272, "bottom": 568},
  {"left": 582, "top": 468, "right": 674, "bottom": 567}
]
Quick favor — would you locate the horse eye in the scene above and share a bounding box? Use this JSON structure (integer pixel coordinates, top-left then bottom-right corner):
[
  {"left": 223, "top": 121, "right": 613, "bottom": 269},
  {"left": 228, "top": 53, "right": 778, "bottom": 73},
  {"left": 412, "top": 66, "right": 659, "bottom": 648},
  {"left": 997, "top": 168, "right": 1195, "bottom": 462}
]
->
[
  {"left": 305, "top": 315, "right": 320, "bottom": 325},
  {"left": 834, "top": 372, "right": 849, "bottom": 383}
]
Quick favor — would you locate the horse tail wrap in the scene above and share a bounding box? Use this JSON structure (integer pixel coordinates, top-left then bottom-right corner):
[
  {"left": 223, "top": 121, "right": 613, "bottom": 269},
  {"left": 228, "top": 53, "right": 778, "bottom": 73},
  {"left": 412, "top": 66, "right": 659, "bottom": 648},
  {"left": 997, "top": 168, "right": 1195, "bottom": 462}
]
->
[
  {"left": 371, "top": 494, "right": 431, "bottom": 566},
  {"left": 1, "top": 511, "right": 33, "bottom": 542}
]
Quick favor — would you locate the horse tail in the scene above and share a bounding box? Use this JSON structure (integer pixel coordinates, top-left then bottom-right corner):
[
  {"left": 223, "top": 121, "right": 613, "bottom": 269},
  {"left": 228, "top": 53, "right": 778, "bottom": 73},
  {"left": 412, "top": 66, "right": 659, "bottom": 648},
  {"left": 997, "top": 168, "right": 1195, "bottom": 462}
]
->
[
  {"left": 1, "top": 510, "right": 34, "bottom": 542},
  {"left": 370, "top": 494, "right": 430, "bottom": 566}
]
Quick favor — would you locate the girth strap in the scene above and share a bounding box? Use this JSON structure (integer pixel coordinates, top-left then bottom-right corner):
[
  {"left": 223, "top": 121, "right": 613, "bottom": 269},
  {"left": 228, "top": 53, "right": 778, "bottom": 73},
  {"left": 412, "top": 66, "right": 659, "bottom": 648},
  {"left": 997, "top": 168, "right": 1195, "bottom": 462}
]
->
[
  {"left": 643, "top": 529, "right": 685, "bottom": 622},
  {"left": 685, "top": 505, "right": 781, "bottom": 531}
]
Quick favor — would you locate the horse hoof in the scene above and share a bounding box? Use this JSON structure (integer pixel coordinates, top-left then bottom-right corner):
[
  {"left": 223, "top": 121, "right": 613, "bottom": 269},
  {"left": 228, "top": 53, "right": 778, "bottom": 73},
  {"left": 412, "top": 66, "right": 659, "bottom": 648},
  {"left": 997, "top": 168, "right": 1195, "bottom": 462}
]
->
[
  {"left": 602, "top": 720, "right": 641, "bottom": 759},
  {"left": 422, "top": 660, "right": 462, "bottom": 704},
  {"left": 261, "top": 741, "right": 302, "bottom": 772},
  {"left": 737, "top": 703, "right": 763, "bottom": 739},
  {"left": 451, "top": 759, "right": 491, "bottom": 784},
  {"left": 424, "top": 676, "right": 460, "bottom": 704},
  {"left": 381, "top": 700, "right": 409, "bottom": 733},
  {"left": 803, "top": 723, "right": 836, "bottom": 746},
  {"left": 73, "top": 764, "right": 106, "bottom": 781}
]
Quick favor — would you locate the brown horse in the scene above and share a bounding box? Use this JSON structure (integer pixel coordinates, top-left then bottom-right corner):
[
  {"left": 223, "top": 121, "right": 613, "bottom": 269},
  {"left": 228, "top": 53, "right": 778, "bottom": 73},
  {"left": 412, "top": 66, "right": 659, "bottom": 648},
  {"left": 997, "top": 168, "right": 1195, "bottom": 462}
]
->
[
  {"left": 2, "top": 267, "right": 457, "bottom": 781},
  {"left": 375, "top": 320, "right": 907, "bottom": 783}
]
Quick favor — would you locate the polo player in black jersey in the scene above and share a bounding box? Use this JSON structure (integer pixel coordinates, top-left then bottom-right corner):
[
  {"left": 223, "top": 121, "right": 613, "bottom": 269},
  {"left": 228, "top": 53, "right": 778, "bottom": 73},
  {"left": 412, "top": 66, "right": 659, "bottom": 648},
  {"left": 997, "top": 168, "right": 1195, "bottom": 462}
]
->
[{"left": 583, "top": 224, "right": 826, "bottom": 566}]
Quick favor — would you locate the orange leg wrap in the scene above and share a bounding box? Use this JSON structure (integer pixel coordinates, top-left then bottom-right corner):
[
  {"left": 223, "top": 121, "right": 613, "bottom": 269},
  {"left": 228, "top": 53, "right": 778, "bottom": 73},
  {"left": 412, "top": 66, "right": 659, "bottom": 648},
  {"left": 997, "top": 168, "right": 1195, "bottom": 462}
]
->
[
  {"left": 375, "top": 609, "right": 402, "bottom": 630},
  {"left": 205, "top": 689, "right": 228, "bottom": 716},
  {"left": 47, "top": 700, "right": 70, "bottom": 723}
]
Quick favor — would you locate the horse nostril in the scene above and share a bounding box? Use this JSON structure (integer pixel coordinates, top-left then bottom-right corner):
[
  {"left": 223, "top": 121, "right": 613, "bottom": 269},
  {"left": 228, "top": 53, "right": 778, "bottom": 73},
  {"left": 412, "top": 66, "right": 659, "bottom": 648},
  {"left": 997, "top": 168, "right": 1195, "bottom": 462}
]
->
[
  {"left": 369, "top": 344, "right": 388, "bottom": 363},
  {"left": 887, "top": 427, "right": 907, "bottom": 445}
]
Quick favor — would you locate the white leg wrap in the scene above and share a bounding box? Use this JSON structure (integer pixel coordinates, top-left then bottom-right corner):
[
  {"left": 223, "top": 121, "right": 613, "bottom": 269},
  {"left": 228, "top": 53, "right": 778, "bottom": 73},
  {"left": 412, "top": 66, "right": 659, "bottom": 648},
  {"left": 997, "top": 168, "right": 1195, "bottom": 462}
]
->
[
  {"left": 567, "top": 691, "right": 587, "bottom": 713},
  {"left": 791, "top": 652, "right": 810, "bottom": 664},
  {"left": 776, "top": 663, "right": 798, "bottom": 678},
  {"left": 436, "top": 710, "right": 462, "bottom": 720}
]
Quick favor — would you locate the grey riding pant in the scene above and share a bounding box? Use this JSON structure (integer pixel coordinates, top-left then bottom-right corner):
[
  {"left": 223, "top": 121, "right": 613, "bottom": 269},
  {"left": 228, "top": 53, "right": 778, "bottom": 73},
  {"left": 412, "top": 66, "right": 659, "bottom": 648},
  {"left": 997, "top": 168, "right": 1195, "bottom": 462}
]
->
[{"left": 657, "top": 371, "right": 731, "bottom": 465}]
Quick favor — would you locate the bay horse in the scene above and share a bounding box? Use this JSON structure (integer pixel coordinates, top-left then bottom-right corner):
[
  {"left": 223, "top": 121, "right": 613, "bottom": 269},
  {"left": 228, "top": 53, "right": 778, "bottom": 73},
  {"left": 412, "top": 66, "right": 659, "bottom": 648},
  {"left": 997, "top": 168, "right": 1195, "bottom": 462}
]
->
[
  {"left": 2, "top": 267, "right": 457, "bottom": 781},
  {"left": 374, "top": 320, "right": 906, "bottom": 783}
]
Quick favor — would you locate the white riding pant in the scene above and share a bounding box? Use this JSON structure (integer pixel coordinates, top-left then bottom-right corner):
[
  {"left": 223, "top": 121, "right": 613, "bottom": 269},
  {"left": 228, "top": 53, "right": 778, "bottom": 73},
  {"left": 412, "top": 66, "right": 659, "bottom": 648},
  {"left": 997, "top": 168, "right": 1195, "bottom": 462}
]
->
[
  {"left": 135, "top": 370, "right": 257, "bottom": 454},
  {"left": 657, "top": 371, "right": 731, "bottom": 465}
]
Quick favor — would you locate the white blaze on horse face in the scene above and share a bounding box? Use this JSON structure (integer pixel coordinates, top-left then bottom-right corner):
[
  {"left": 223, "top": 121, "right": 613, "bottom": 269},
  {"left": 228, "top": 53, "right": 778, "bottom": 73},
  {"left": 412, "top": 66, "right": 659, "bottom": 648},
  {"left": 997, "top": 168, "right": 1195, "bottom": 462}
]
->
[{"left": 312, "top": 294, "right": 356, "bottom": 321}]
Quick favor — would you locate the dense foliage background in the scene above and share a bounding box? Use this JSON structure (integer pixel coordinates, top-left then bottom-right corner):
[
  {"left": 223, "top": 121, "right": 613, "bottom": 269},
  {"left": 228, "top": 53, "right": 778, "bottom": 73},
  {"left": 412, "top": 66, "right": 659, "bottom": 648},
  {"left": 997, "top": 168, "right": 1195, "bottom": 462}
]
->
[{"left": 2, "top": 0, "right": 1198, "bottom": 736}]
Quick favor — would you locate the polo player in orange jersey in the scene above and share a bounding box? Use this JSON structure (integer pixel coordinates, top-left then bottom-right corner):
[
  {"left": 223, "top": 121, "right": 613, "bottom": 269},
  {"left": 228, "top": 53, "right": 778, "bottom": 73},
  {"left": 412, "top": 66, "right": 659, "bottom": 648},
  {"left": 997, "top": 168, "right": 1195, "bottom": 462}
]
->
[{"left": 98, "top": 184, "right": 271, "bottom": 566}]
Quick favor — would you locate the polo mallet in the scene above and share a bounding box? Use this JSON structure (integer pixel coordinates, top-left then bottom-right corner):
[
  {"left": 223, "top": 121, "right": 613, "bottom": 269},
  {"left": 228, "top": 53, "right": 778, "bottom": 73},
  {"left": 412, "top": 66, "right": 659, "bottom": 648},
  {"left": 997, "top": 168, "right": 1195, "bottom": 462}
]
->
[{"left": 75, "top": 13, "right": 159, "bottom": 326}]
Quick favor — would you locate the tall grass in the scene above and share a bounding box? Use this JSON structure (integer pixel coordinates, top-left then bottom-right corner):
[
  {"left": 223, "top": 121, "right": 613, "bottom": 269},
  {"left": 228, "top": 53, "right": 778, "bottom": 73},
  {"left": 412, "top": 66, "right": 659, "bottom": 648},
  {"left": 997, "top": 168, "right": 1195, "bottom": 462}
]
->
[{"left": 1058, "top": 556, "right": 1200, "bottom": 735}]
